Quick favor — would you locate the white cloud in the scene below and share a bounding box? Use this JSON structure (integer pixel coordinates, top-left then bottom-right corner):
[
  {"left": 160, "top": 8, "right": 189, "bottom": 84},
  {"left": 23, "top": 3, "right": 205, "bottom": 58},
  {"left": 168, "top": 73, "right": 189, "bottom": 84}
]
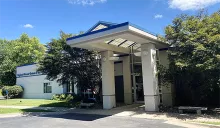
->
[
  {"left": 154, "top": 14, "right": 163, "bottom": 19},
  {"left": 23, "top": 24, "right": 34, "bottom": 28},
  {"left": 169, "top": 0, "right": 220, "bottom": 11},
  {"left": 67, "top": 0, "right": 106, "bottom": 5}
]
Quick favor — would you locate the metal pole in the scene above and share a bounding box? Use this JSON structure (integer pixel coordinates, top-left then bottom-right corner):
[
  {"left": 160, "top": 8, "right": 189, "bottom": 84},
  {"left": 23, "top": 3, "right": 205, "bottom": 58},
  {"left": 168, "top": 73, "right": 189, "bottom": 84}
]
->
[{"left": 130, "top": 47, "right": 137, "bottom": 103}]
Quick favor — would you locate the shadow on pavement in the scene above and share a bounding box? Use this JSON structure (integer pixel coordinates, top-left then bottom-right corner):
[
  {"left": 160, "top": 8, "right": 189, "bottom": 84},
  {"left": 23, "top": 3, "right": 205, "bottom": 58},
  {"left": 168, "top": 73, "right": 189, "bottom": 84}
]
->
[{"left": 38, "top": 113, "right": 109, "bottom": 121}]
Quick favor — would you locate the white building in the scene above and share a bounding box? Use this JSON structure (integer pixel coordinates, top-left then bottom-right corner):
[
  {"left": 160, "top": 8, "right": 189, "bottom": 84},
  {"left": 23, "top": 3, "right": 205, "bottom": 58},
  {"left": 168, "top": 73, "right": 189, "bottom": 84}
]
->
[
  {"left": 16, "top": 64, "right": 77, "bottom": 99},
  {"left": 16, "top": 21, "right": 173, "bottom": 112}
]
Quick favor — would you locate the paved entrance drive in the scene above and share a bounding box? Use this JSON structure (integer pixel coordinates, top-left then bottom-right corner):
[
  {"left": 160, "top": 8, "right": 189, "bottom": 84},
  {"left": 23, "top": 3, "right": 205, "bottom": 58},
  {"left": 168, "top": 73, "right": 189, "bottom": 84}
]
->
[
  {"left": 0, "top": 113, "right": 197, "bottom": 128},
  {"left": 0, "top": 104, "right": 219, "bottom": 127}
]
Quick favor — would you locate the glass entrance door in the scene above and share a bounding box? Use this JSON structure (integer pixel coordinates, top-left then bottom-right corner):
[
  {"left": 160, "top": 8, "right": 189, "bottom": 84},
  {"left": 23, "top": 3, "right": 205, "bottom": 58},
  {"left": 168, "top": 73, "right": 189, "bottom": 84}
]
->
[{"left": 131, "top": 50, "right": 144, "bottom": 103}]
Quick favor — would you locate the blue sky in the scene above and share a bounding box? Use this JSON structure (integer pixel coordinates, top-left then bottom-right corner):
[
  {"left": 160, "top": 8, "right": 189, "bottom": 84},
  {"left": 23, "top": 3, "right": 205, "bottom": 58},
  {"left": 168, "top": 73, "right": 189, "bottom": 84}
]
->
[{"left": 0, "top": 0, "right": 219, "bottom": 44}]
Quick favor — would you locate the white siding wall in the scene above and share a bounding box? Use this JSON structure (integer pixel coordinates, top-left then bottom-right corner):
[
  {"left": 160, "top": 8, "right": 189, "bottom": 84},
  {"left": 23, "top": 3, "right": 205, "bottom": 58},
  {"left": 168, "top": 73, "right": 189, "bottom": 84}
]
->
[{"left": 16, "top": 64, "right": 64, "bottom": 99}]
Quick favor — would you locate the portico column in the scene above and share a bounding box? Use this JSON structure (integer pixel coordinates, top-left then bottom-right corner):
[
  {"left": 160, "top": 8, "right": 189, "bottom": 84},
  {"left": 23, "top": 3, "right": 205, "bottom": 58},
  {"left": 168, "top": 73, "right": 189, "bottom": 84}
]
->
[
  {"left": 101, "top": 51, "right": 116, "bottom": 109},
  {"left": 141, "top": 43, "right": 159, "bottom": 111},
  {"left": 122, "top": 56, "right": 132, "bottom": 104}
]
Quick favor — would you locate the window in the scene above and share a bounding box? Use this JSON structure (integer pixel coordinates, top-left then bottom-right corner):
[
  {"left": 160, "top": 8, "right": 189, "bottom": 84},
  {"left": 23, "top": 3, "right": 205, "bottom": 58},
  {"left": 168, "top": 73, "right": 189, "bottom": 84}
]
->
[{"left": 44, "top": 83, "right": 52, "bottom": 93}]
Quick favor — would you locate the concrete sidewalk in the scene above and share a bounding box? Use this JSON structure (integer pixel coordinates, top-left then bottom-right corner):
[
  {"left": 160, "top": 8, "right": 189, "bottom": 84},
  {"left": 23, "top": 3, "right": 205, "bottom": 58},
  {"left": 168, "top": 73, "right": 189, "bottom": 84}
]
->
[{"left": 66, "top": 104, "right": 220, "bottom": 127}]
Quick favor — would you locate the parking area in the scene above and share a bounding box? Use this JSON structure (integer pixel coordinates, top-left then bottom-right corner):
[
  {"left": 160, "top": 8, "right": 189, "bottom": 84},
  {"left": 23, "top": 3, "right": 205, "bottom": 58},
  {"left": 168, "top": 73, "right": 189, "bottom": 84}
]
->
[{"left": 0, "top": 113, "right": 204, "bottom": 128}]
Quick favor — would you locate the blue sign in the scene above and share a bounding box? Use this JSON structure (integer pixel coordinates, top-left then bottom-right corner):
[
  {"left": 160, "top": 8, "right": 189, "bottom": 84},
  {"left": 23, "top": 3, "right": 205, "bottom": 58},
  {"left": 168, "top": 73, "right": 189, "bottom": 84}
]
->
[{"left": 5, "top": 90, "right": 8, "bottom": 95}]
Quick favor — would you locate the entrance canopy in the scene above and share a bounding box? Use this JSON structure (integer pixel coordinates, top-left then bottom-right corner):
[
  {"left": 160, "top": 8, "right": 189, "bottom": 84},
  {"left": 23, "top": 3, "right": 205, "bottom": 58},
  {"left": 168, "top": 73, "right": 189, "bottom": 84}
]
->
[
  {"left": 67, "top": 21, "right": 170, "bottom": 111},
  {"left": 67, "top": 21, "right": 168, "bottom": 54}
]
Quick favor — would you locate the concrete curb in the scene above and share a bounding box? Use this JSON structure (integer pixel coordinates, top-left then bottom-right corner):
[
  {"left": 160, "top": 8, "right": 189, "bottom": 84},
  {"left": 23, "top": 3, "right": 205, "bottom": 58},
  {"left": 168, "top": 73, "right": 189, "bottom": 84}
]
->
[
  {"left": 0, "top": 113, "right": 23, "bottom": 118},
  {"left": 0, "top": 105, "right": 75, "bottom": 112}
]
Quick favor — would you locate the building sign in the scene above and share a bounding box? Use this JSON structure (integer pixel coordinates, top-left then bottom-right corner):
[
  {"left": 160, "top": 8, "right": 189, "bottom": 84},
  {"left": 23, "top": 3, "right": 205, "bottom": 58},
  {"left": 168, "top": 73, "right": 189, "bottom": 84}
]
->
[{"left": 16, "top": 71, "right": 43, "bottom": 78}]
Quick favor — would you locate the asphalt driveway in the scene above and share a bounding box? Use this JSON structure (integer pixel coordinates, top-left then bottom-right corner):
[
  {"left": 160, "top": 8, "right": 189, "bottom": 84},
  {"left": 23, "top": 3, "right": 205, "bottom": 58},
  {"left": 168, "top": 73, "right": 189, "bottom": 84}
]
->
[{"left": 0, "top": 113, "right": 211, "bottom": 128}]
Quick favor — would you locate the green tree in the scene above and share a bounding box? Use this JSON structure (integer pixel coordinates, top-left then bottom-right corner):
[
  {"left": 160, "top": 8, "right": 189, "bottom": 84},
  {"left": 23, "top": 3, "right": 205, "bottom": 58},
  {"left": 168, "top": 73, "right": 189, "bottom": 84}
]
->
[
  {"left": 0, "top": 39, "right": 15, "bottom": 85},
  {"left": 0, "top": 34, "right": 45, "bottom": 85},
  {"left": 165, "top": 10, "right": 220, "bottom": 106},
  {"left": 38, "top": 31, "right": 101, "bottom": 93}
]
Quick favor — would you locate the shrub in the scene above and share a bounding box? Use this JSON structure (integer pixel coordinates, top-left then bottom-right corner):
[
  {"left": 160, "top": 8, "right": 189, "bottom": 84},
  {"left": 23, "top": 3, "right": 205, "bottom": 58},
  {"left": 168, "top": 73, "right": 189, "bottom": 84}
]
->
[
  {"left": 51, "top": 94, "right": 61, "bottom": 101},
  {"left": 60, "top": 94, "right": 66, "bottom": 100},
  {"left": 2, "top": 85, "right": 24, "bottom": 98},
  {"left": 52, "top": 94, "right": 66, "bottom": 101},
  {"left": 0, "top": 84, "right": 4, "bottom": 89},
  {"left": 52, "top": 93, "right": 74, "bottom": 102},
  {"left": 51, "top": 93, "right": 83, "bottom": 107},
  {"left": 52, "top": 93, "right": 82, "bottom": 102},
  {"left": 65, "top": 94, "right": 74, "bottom": 102}
]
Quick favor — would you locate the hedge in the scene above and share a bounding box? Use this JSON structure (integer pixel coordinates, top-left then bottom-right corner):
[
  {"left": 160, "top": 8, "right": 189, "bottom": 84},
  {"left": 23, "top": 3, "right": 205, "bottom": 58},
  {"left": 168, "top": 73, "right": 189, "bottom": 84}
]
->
[{"left": 2, "top": 85, "right": 24, "bottom": 98}]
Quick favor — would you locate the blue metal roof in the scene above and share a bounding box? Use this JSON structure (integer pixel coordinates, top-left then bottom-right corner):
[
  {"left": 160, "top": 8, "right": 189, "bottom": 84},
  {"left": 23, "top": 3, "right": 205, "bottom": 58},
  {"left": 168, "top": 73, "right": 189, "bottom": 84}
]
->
[
  {"left": 67, "top": 22, "right": 129, "bottom": 41},
  {"left": 66, "top": 21, "right": 158, "bottom": 42}
]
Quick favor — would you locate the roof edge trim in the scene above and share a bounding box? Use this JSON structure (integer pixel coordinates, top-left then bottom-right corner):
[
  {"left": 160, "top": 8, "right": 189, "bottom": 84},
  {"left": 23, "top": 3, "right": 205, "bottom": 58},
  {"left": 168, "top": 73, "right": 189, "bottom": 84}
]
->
[
  {"left": 129, "top": 23, "right": 157, "bottom": 37},
  {"left": 67, "top": 22, "right": 129, "bottom": 41},
  {"left": 17, "top": 63, "right": 37, "bottom": 68},
  {"left": 86, "top": 21, "right": 118, "bottom": 33}
]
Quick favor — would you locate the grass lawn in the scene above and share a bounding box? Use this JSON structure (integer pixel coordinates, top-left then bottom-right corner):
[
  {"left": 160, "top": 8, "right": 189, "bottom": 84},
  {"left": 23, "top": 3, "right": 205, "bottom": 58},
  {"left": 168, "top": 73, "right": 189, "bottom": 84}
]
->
[
  {"left": 0, "top": 99, "right": 70, "bottom": 107},
  {"left": 0, "top": 108, "right": 54, "bottom": 114}
]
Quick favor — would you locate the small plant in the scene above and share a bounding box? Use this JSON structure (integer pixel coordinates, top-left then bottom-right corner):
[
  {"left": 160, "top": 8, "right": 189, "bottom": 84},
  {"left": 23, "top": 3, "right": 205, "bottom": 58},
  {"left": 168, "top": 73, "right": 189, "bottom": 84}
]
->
[
  {"left": 51, "top": 94, "right": 61, "bottom": 101},
  {"left": 2, "top": 85, "right": 24, "bottom": 98},
  {"left": 51, "top": 93, "right": 75, "bottom": 102},
  {"left": 60, "top": 94, "right": 66, "bottom": 100},
  {"left": 51, "top": 93, "right": 82, "bottom": 107},
  {"left": 65, "top": 94, "right": 73, "bottom": 102}
]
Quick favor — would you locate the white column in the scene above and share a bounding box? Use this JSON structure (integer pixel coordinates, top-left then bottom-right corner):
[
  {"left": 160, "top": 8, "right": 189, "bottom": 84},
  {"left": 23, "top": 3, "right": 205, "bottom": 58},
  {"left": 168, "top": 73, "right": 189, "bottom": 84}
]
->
[
  {"left": 122, "top": 56, "right": 132, "bottom": 104},
  {"left": 101, "top": 51, "right": 116, "bottom": 109},
  {"left": 141, "top": 43, "right": 159, "bottom": 111}
]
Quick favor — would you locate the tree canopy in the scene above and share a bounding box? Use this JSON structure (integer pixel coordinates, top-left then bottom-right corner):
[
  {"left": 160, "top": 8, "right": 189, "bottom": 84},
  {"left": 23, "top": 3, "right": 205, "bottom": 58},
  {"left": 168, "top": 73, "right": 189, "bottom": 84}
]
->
[
  {"left": 38, "top": 31, "right": 101, "bottom": 92},
  {"left": 0, "top": 33, "right": 45, "bottom": 85},
  {"left": 165, "top": 10, "right": 220, "bottom": 106}
]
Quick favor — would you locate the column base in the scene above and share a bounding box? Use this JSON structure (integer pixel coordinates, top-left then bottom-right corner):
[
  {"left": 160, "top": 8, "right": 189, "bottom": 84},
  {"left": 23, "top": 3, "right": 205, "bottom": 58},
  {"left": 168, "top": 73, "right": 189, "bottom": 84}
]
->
[
  {"left": 103, "top": 95, "right": 116, "bottom": 109},
  {"left": 144, "top": 95, "right": 159, "bottom": 111},
  {"left": 124, "top": 93, "right": 132, "bottom": 105}
]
